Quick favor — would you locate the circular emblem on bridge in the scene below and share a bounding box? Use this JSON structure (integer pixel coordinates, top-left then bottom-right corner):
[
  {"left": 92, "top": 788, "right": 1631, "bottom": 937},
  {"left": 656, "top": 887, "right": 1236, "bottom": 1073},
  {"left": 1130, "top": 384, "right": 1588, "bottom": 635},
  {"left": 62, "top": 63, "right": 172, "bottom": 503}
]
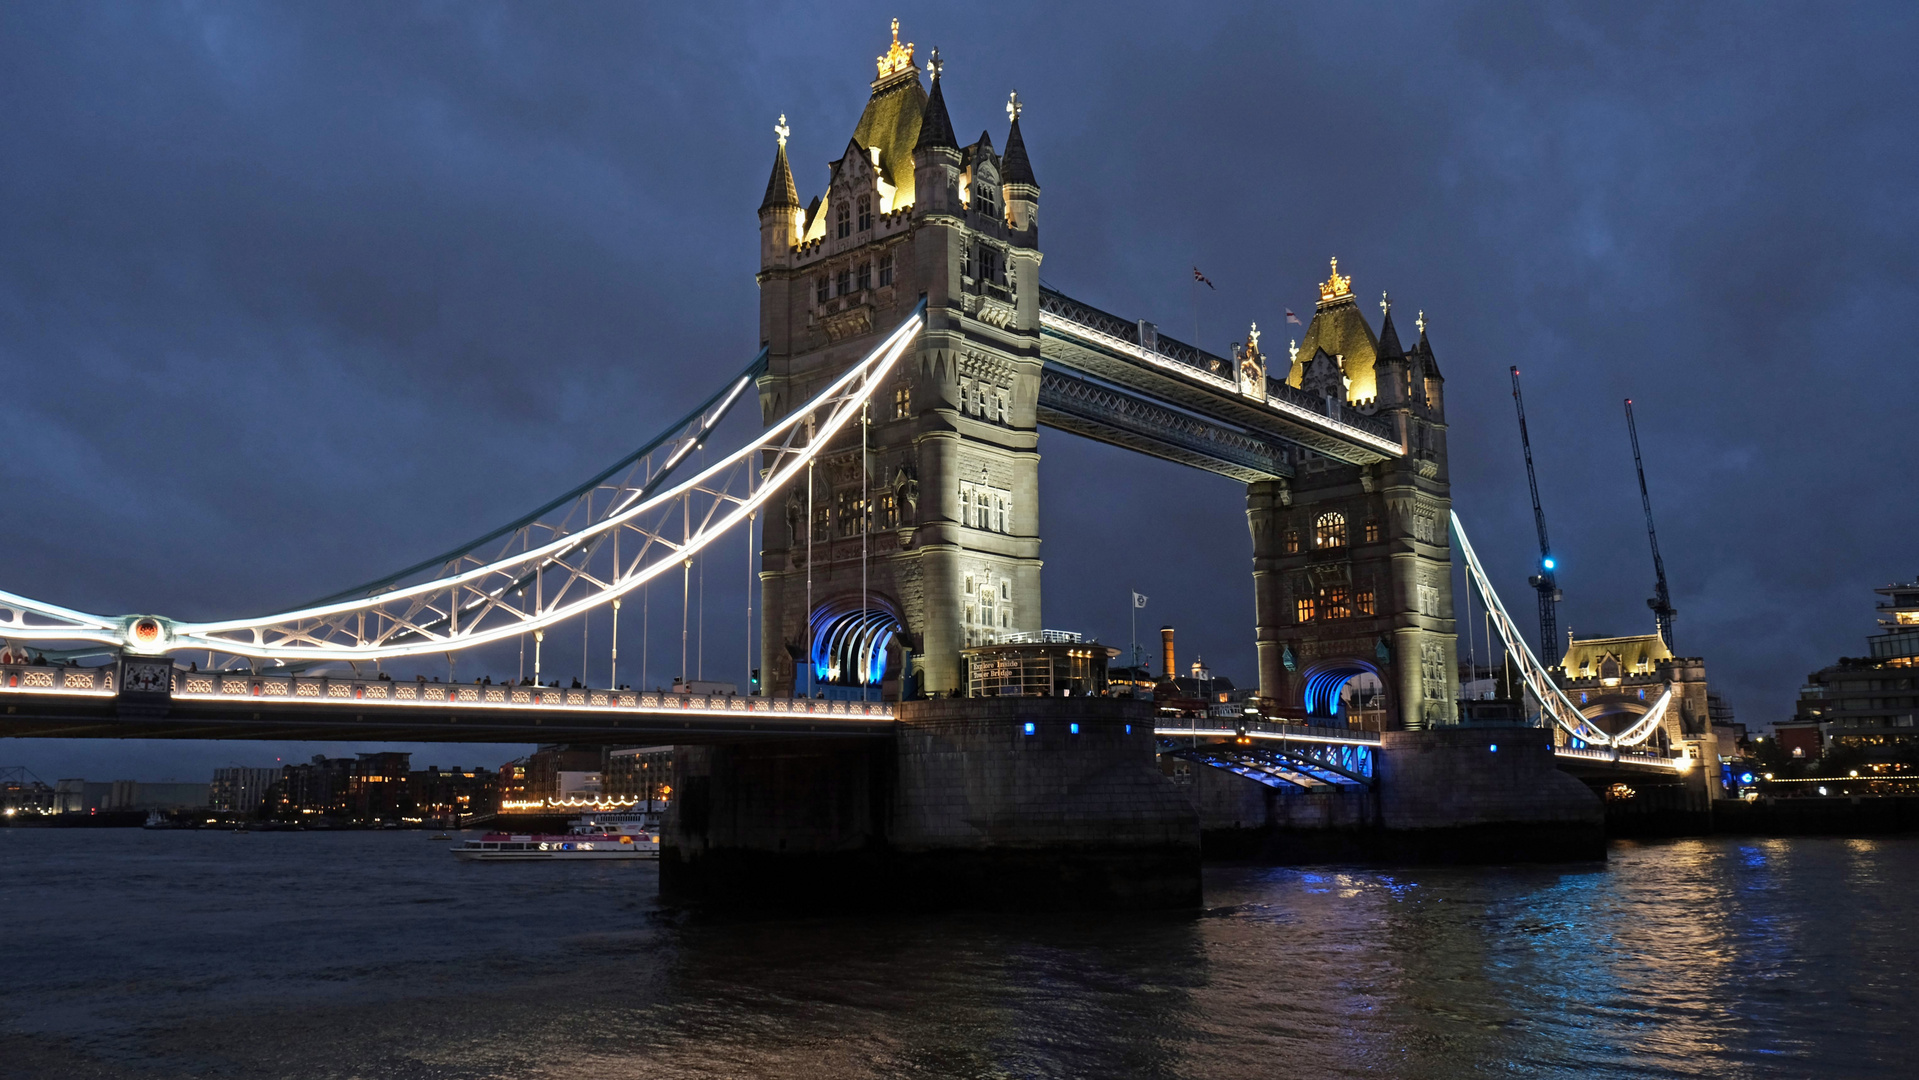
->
[
  {"left": 131, "top": 618, "right": 161, "bottom": 644},
  {"left": 124, "top": 616, "right": 171, "bottom": 654}
]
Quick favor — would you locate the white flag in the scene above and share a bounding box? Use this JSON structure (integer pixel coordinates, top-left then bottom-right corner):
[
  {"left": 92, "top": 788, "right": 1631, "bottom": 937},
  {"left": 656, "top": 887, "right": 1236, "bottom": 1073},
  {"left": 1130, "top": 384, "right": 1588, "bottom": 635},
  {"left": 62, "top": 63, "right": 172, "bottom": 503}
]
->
[{"left": 1132, "top": 592, "right": 1148, "bottom": 608}]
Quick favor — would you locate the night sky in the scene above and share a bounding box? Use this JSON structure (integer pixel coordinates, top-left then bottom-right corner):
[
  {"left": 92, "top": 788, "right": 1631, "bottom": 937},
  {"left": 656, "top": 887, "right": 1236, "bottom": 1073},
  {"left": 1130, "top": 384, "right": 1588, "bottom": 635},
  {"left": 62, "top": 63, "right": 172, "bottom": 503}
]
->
[{"left": 4, "top": 3, "right": 1915, "bottom": 782}]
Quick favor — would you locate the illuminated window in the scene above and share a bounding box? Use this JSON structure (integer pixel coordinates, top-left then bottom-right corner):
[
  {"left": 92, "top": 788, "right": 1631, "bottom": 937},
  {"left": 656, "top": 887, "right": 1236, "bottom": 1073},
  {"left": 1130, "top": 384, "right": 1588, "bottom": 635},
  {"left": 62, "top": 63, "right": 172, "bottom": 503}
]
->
[
  {"left": 1321, "top": 584, "right": 1351, "bottom": 620},
  {"left": 1364, "top": 519, "right": 1380, "bottom": 543},
  {"left": 1283, "top": 529, "right": 1300, "bottom": 554},
  {"left": 816, "top": 276, "right": 829, "bottom": 305},
  {"left": 1316, "top": 512, "right": 1347, "bottom": 549},
  {"left": 878, "top": 252, "right": 894, "bottom": 287},
  {"left": 1296, "top": 597, "right": 1316, "bottom": 623},
  {"left": 893, "top": 384, "right": 911, "bottom": 419},
  {"left": 836, "top": 199, "right": 850, "bottom": 239},
  {"left": 857, "top": 194, "right": 872, "bottom": 232},
  {"left": 835, "top": 490, "right": 865, "bottom": 537},
  {"left": 812, "top": 503, "right": 829, "bottom": 542},
  {"left": 874, "top": 492, "right": 898, "bottom": 529},
  {"left": 857, "top": 261, "right": 872, "bottom": 291},
  {"left": 1356, "top": 589, "right": 1376, "bottom": 616}
]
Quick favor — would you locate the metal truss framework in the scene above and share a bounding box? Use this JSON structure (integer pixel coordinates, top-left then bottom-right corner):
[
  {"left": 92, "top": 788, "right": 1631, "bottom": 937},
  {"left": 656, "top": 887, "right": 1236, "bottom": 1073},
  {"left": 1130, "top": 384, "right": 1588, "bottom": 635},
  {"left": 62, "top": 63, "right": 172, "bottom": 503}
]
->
[
  {"left": 0, "top": 303, "right": 927, "bottom": 663},
  {"left": 1037, "top": 287, "right": 1405, "bottom": 464},
  {"left": 1450, "top": 510, "right": 1673, "bottom": 749},
  {"left": 1036, "top": 367, "right": 1293, "bottom": 482},
  {"left": 1164, "top": 739, "right": 1374, "bottom": 791}
]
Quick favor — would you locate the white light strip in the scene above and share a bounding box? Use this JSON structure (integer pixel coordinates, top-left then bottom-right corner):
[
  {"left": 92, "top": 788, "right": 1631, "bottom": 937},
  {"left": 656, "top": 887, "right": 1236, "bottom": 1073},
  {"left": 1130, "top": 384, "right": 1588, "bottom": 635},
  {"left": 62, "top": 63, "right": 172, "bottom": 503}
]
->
[
  {"left": 1041, "top": 312, "right": 1407, "bottom": 457},
  {"left": 1608, "top": 685, "right": 1675, "bottom": 748},
  {"left": 181, "top": 317, "right": 919, "bottom": 639},
  {"left": 167, "top": 685, "right": 895, "bottom": 721},
  {"left": 1450, "top": 511, "right": 1614, "bottom": 746}
]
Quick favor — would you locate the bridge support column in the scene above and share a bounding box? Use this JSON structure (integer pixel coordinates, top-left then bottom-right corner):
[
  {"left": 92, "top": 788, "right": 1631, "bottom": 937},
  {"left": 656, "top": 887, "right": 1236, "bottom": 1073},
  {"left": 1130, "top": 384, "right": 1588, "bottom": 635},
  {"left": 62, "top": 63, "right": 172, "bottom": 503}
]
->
[
  {"left": 1246, "top": 480, "right": 1291, "bottom": 710},
  {"left": 660, "top": 698, "right": 1199, "bottom": 909}
]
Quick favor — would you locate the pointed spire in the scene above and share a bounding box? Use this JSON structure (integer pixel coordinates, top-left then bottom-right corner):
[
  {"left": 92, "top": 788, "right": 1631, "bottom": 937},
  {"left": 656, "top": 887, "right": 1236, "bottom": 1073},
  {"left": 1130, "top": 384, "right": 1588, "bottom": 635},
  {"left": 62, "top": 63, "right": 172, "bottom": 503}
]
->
[
  {"left": 1377, "top": 306, "right": 1405, "bottom": 360},
  {"left": 914, "top": 60, "right": 956, "bottom": 151},
  {"left": 1001, "top": 92, "right": 1037, "bottom": 186},
  {"left": 760, "top": 117, "right": 799, "bottom": 213}
]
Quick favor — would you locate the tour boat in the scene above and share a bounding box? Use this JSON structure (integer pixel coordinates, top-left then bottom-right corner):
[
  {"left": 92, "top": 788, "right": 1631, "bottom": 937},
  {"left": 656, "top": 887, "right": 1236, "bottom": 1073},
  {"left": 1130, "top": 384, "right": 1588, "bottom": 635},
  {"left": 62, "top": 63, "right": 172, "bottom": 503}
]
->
[{"left": 451, "top": 825, "right": 658, "bottom": 861}]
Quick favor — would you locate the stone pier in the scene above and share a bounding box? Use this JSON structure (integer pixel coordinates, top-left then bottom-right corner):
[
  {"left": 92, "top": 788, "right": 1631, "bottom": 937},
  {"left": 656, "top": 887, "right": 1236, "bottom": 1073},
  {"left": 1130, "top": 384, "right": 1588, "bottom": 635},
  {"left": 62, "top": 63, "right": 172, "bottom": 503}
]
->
[
  {"left": 1190, "top": 727, "right": 1605, "bottom": 863},
  {"left": 660, "top": 698, "right": 1200, "bottom": 910}
]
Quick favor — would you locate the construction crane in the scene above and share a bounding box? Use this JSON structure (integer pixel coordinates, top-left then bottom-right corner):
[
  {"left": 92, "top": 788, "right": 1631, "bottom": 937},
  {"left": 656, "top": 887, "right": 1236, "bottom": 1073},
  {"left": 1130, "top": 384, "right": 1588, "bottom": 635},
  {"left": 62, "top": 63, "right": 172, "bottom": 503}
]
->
[
  {"left": 1624, "top": 399, "right": 1676, "bottom": 650},
  {"left": 1510, "top": 367, "right": 1562, "bottom": 665}
]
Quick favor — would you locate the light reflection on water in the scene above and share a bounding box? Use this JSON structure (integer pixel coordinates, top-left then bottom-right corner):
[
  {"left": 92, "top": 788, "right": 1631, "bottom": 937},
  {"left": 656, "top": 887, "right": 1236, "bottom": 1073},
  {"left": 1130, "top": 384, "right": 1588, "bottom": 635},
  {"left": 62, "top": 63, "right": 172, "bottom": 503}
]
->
[{"left": 0, "top": 830, "right": 1912, "bottom": 1078}]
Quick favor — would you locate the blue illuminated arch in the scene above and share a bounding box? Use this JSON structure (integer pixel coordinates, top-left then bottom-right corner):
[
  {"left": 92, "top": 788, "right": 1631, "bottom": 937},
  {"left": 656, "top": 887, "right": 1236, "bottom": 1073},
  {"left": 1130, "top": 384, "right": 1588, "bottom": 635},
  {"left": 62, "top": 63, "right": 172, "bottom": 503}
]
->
[
  {"left": 807, "top": 605, "right": 900, "bottom": 687},
  {"left": 1297, "top": 658, "right": 1385, "bottom": 719}
]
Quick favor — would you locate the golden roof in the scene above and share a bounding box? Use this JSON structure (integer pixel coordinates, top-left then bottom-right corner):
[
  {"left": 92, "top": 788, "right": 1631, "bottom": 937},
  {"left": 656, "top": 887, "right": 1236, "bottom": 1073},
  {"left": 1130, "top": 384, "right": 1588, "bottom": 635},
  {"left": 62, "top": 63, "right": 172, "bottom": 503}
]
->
[
  {"left": 1561, "top": 631, "right": 1674, "bottom": 676},
  {"left": 1285, "top": 258, "right": 1380, "bottom": 403},
  {"left": 848, "top": 21, "right": 926, "bottom": 208}
]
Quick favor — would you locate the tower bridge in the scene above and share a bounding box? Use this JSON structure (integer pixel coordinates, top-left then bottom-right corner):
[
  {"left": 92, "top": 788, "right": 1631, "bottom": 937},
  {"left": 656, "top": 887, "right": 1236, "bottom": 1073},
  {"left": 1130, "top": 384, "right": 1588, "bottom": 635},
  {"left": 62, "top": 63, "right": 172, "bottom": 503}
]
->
[{"left": 0, "top": 21, "right": 1709, "bottom": 906}]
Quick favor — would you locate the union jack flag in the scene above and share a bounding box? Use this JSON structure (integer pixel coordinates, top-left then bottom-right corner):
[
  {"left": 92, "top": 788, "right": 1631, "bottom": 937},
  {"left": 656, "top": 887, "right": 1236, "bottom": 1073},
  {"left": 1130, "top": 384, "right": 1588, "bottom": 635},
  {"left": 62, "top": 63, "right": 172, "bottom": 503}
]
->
[{"left": 1192, "top": 267, "right": 1214, "bottom": 290}]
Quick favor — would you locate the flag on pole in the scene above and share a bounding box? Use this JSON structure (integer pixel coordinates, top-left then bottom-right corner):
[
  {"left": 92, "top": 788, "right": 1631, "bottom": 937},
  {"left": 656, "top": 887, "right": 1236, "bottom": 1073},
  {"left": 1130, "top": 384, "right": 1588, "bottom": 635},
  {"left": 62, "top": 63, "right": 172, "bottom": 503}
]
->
[
  {"left": 1133, "top": 592, "right": 1149, "bottom": 608},
  {"left": 1285, "top": 309, "right": 1302, "bottom": 325},
  {"left": 1191, "top": 267, "right": 1214, "bottom": 290}
]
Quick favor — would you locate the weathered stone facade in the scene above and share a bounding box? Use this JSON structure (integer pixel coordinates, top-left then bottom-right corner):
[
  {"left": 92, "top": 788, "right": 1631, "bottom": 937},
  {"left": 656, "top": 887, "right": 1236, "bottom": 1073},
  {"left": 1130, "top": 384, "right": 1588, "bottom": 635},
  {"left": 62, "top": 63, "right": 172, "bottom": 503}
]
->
[
  {"left": 1247, "top": 274, "right": 1458, "bottom": 728},
  {"left": 755, "top": 37, "right": 1042, "bottom": 699}
]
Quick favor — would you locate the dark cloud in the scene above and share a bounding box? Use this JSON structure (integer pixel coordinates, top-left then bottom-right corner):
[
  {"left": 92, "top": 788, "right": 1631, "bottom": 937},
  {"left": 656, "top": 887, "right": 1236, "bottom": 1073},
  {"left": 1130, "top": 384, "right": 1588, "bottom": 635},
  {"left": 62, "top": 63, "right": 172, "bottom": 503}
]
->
[{"left": 3, "top": 1, "right": 1915, "bottom": 777}]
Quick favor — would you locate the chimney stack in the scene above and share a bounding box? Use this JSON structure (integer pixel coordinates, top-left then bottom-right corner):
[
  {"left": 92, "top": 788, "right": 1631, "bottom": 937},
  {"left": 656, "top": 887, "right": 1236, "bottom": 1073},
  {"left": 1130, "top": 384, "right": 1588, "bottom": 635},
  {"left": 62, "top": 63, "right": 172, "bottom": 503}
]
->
[{"left": 1160, "top": 626, "right": 1175, "bottom": 679}]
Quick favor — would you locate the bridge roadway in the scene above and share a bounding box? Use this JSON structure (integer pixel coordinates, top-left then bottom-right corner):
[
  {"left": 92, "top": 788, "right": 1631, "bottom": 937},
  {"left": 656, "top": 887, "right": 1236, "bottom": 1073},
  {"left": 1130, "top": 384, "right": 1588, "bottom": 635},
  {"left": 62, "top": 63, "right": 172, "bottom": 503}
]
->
[
  {"left": 0, "top": 660, "right": 1694, "bottom": 786},
  {"left": 0, "top": 661, "right": 894, "bottom": 743}
]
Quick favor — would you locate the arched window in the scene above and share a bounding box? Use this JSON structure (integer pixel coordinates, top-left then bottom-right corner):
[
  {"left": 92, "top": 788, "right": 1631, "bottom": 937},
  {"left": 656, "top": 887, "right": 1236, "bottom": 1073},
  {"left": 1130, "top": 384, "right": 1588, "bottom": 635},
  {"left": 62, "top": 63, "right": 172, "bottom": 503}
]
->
[
  {"left": 835, "top": 199, "right": 850, "bottom": 239},
  {"left": 1363, "top": 518, "right": 1381, "bottom": 544},
  {"left": 857, "top": 194, "right": 873, "bottom": 231},
  {"left": 1316, "top": 512, "right": 1347, "bottom": 549},
  {"left": 1283, "top": 529, "right": 1300, "bottom": 554}
]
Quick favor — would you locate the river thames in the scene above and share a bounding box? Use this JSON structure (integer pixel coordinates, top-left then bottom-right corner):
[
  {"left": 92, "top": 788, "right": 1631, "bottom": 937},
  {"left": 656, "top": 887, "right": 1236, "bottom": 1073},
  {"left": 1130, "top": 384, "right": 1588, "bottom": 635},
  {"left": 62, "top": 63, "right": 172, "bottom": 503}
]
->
[{"left": 1, "top": 830, "right": 1910, "bottom": 1078}]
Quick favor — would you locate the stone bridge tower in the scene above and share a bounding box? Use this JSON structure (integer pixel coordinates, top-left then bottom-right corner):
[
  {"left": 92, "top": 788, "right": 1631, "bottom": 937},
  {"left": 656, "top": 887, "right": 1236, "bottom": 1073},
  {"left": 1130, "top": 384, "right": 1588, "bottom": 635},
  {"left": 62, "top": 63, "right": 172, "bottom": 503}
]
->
[
  {"left": 754, "top": 24, "right": 1043, "bottom": 699},
  {"left": 1247, "top": 264, "right": 1458, "bottom": 728}
]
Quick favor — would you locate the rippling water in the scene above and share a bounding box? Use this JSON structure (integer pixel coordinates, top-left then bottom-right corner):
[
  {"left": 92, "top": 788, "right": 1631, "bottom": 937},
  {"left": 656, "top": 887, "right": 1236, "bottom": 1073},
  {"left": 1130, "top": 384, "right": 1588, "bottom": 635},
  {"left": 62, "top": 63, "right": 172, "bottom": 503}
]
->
[{"left": 1, "top": 829, "right": 1912, "bottom": 1078}]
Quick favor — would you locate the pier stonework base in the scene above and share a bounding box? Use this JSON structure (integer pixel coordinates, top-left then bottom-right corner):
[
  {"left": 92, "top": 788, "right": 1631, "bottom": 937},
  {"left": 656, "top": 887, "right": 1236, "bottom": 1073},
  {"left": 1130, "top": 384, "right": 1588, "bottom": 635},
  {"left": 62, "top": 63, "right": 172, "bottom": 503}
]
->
[
  {"left": 1183, "top": 726, "right": 1603, "bottom": 862},
  {"left": 660, "top": 698, "right": 1200, "bottom": 910}
]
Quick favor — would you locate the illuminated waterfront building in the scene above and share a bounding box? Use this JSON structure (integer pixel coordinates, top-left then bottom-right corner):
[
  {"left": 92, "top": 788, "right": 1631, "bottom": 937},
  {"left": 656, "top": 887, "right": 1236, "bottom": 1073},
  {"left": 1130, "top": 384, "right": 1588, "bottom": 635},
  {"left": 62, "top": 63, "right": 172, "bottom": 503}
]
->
[{"left": 1792, "top": 577, "right": 1919, "bottom": 763}]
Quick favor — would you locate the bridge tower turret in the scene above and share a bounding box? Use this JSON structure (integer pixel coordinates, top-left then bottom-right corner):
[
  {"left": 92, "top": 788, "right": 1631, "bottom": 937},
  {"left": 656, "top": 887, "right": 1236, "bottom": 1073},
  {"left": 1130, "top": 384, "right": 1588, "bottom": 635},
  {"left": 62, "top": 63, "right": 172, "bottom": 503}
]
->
[
  {"left": 1249, "top": 268, "right": 1458, "bottom": 729},
  {"left": 754, "top": 24, "right": 1045, "bottom": 700}
]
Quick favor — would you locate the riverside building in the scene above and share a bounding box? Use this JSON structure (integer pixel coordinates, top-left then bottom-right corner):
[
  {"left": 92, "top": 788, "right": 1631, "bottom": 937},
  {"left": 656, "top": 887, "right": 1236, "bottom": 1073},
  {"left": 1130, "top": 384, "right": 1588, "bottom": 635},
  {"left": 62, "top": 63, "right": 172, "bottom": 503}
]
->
[{"left": 1792, "top": 578, "right": 1919, "bottom": 764}]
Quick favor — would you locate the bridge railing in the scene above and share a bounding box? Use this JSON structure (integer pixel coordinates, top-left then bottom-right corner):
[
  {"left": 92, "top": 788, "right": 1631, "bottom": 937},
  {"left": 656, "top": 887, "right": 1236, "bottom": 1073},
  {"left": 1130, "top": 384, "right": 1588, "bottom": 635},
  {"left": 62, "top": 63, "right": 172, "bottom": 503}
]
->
[
  {"left": 0, "top": 661, "right": 895, "bottom": 720},
  {"left": 1152, "top": 713, "right": 1382, "bottom": 746}
]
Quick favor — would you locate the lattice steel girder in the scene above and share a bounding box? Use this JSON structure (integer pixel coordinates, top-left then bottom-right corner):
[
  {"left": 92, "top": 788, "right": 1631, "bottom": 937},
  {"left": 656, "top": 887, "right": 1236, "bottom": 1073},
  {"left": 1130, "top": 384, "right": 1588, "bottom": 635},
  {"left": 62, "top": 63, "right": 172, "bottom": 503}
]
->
[
  {"left": 1036, "top": 368, "right": 1293, "bottom": 482},
  {"left": 1037, "top": 290, "right": 1402, "bottom": 466},
  {"left": 1261, "top": 742, "right": 1374, "bottom": 786},
  {"left": 1172, "top": 747, "right": 1327, "bottom": 790}
]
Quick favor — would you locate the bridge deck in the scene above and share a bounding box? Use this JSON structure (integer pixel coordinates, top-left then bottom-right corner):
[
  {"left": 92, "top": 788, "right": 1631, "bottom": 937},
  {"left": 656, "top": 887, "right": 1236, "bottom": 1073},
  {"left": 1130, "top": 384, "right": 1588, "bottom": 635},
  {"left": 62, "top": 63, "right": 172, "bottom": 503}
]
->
[{"left": 0, "top": 663, "right": 893, "bottom": 743}]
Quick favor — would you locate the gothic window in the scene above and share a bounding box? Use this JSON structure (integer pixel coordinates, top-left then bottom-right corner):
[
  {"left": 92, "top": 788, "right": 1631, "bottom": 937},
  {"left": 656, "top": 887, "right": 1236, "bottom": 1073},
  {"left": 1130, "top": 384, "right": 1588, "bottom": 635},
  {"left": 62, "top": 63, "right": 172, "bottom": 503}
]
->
[
  {"left": 856, "top": 194, "right": 872, "bottom": 232},
  {"left": 977, "top": 179, "right": 998, "bottom": 219},
  {"left": 835, "top": 490, "right": 865, "bottom": 537},
  {"left": 1296, "top": 596, "right": 1316, "bottom": 623},
  {"left": 836, "top": 267, "right": 852, "bottom": 296},
  {"left": 1283, "top": 529, "right": 1300, "bottom": 554},
  {"left": 878, "top": 252, "right": 894, "bottom": 287},
  {"left": 816, "top": 276, "right": 829, "bottom": 305},
  {"left": 1316, "top": 512, "right": 1347, "bottom": 549},
  {"left": 811, "top": 503, "right": 830, "bottom": 543},
  {"left": 977, "top": 245, "right": 1000, "bottom": 283},
  {"left": 892, "top": 384, "right": 911, "bottom": 420},
  {"left": 874, "top": 492, "right": 898, "bottom": 530},
  {"left": 994, "top": 389, "right": 1011, "bottom": 423},
  {"left": 1357, "top": 589, "right": 1376, "bottom": 616},
  {"left": 1320, "top": 584, "right": 1352, "bottom": 620},
  {"left": 959, "top": 481, "right": 1011, "bottom": 534},
  {"left": 1412, "top": 510, "right": 1437, "bottom": 544},
  {"left": 857, "top": 262, "right": 872, "bottom": 291},
  {"left": 1364, "top": 518, "right": 1381, "bottom": 544},
  {"left": 835, "top": 199, "right": 850, "bottom": 239}
]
